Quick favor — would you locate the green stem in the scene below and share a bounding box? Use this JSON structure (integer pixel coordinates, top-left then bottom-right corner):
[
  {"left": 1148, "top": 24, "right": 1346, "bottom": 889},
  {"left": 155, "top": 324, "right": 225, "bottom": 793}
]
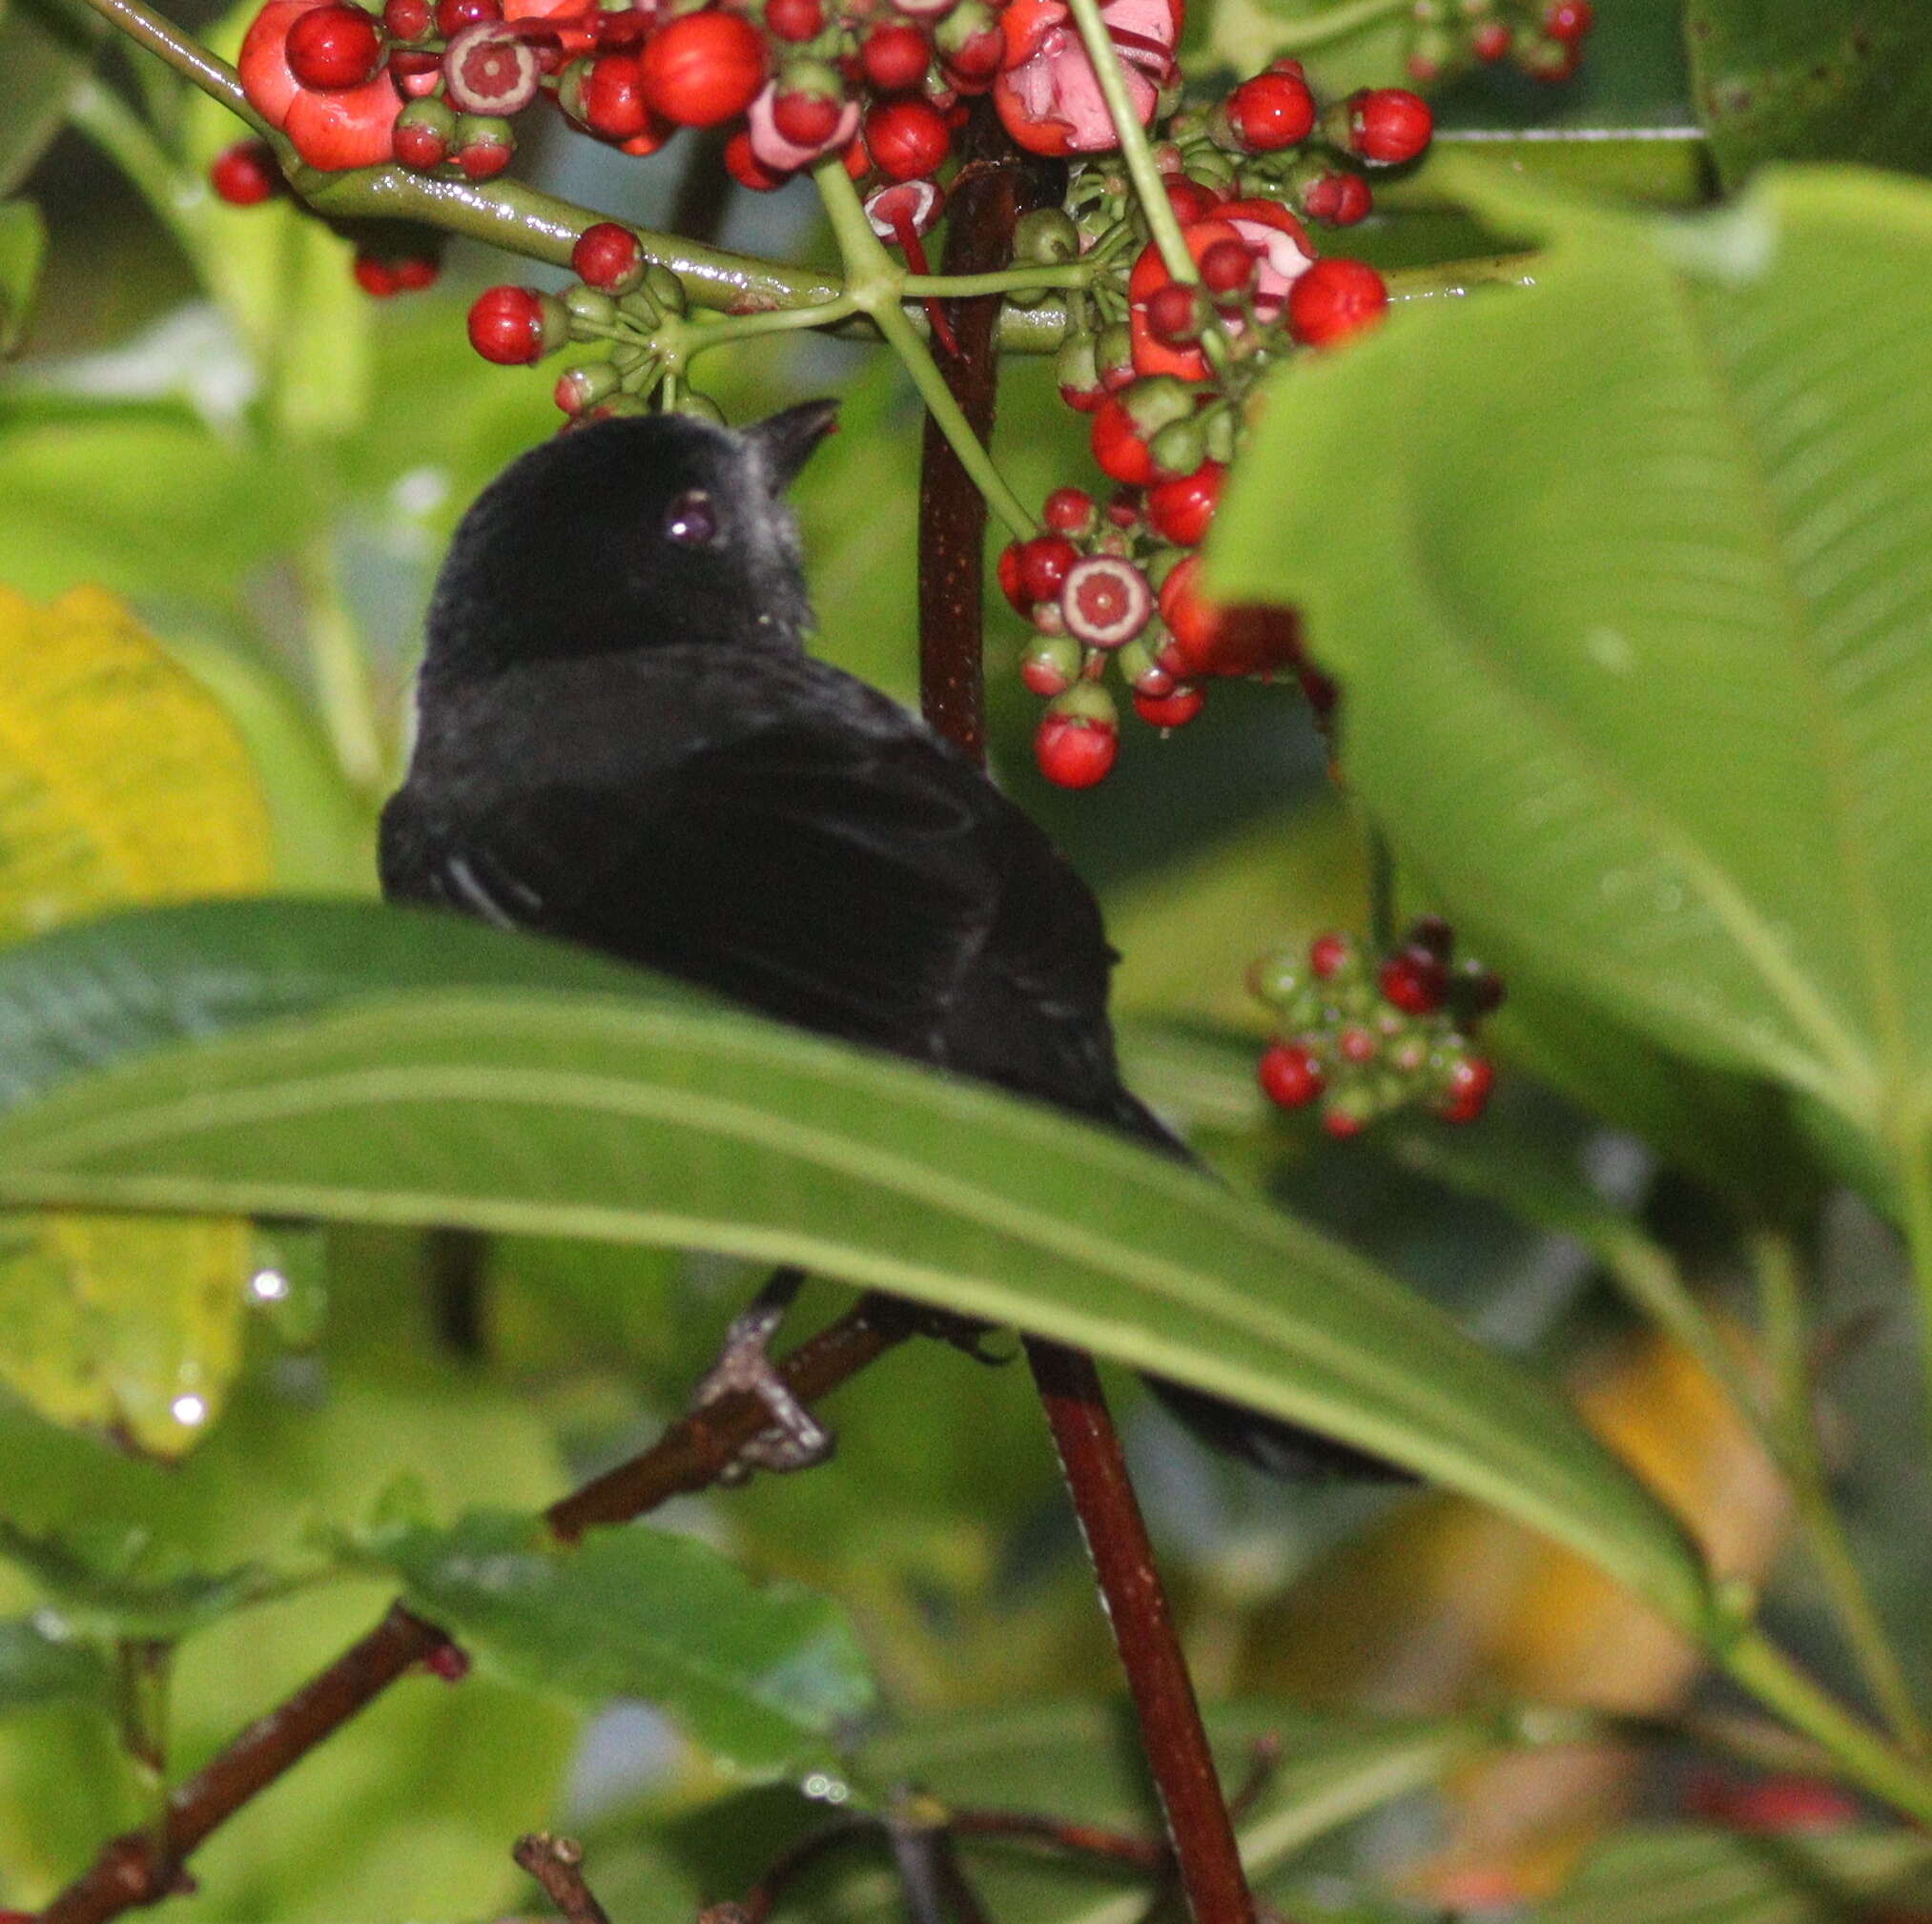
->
[
  {"left": 1264, "top": 0, "right": 1409, "bottom": 54},
  {"left": 67, "top": 79, "right": 205, "bottom": 268},
  {"left": 1365, "top": 823, "right": 1396, "bottom": 950},
  {"left": 679, "top": 295, "right": 860, "bottom": 359},
  {"left": 1726, "top": 1630, "right": 1932, "bottom": 1826},
  {"left": 71, "top": 0, "right": 271, "bottom": 136},
  {"left": 1896, "top": 1116, "right": 1932, "bottom": 1478},
  {"left": 294, "top": 537, "right": 386, "bottom": 793},
  {"left": 1750, "top": 1225, "right": 1927, "bottom": 1753},
  {"left": 814, "top": 159, "right": 1036, "bottom": 542},
  {"left": 902, "top": 264, "right": 1094, "bottom": 298}
]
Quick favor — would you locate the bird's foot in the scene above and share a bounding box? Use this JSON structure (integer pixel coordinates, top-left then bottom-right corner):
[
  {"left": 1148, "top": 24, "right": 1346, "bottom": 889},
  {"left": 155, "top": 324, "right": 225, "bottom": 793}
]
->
[
  {"left": 689, "top": 1272, "right": 833, "bottom": 1483},
  {"left": 915, "top": 1307, "right": 1012, "bottom": 1367}
]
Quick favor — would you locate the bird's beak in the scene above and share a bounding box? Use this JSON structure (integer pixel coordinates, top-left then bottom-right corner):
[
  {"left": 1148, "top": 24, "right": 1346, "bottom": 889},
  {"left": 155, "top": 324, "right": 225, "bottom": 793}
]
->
[{"left": 748, "top": 398, "right": 840, "bottom": 494}]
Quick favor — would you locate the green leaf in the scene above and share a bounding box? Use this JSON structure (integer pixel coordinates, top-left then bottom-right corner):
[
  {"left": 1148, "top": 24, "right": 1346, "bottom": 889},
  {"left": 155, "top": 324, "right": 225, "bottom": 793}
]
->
[
  {"left": 1686, "top": 1, "right": 1932, "bottom": 189},
  {"left": 0, "top": 1519, "right": 270, "bottom": 1640},
  {"left": 0, "top": 899, "right": 1712, "bottom": 1634},
  {"left": 0, "top": 1613, "right": 105, "bottom": 1712},
  {"left": 0, "top": 199, "right": 46, "bottom": 357},
  {"left": 359, "top": 1508, "right": 874, "bottom": 1781},
  {"left": 0, "top": 0, "right": 104, "bottom": 199},
  {"left": 1212, "top": 165, "right": 1932, "bottom": 1214},
  {"left": 1536, "top": 1823, "right": 1932, "bottom": 1924}
]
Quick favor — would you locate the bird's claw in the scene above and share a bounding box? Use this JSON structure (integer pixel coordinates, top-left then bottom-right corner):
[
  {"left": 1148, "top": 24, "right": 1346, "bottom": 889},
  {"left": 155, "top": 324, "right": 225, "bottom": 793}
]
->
[
  {"left": 915, "top": 1308, "right": 1011, "bottom": 1367},
  {"left": 689, "top": 1292, "right": 834, "bottom": 1483}
]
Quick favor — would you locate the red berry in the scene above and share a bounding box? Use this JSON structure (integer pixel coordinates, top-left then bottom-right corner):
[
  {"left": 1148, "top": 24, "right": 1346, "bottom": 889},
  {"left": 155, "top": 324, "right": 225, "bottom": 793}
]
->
[
  {"left": 1132, "top": 684, "right": 1204, "bottom": 728},
  {"left": 285, "top": 2, "right": 385, "bottom": 89},
  {"left": 467, "top": 284, "right": 554, "bottom": 363},
  {"left": 383, "top": 0, "right": 430, "bottom": 34},
  {"left": 766, "top": 0, "right": 822, "bottom": 38},
  {"left": 1322, "top": 1107, "right": 1367, "bottom": 1139},
  {"left": 443, "top": 22, "right": 540, "bottom": 112},
  {"left": 862, "top": 22, "right": 930, "bottom": 92},
  {"left": 1471, "top": 19, "right": 1512, "bottom": 60},
  {"left": 1162, "top": 174, "right": 1221, "bottom": 224},
  {"left": 454, "top": 114, "right": 515, "bottom": 176},
  {"left": 1541, "top": 0, "right": 1592, "bottom": 43},
  {"left": 1020, "top": 635, "right": 1081, "bottom": 697},
  {"left": 863, "top": 95, "right": 949, "bottom": 179},
  {"left": 997, "top": 542, "right": 1029, "bottom": 615},
  {"left": 1144, "top": 281, "right": 1206, "bottom": 346},
  {"left": 1439, "top": 1056, "right": 1494, "bottom": 1124},
  {"left": 1258, "top": 1040, "right": 1324, "bottom": 1109},
  {"left": 391, "top": 253, "right": 438, "bottom": 290},
  {"left": 353, "top": 253, "right": 399, "bottom": 296},
  {"left": 209, "top": 138, "right": 279, "bottom": 204},
  {"left": 1016, "top": 534, "right": 1079, "bottom": 604},
  {"left": 1309, "top": 932, "right": 1350, "bottom": 978},
  {"left": 1226, "top": 69, "right": 1314, "bottom": 152},
  {"left": 1339, "top": 1027, "right": 1376, "bottom": 1066},
  {"left": 1091, "top": 394, "right": 1155, "bottom": 486},
  {"left": 573, "top": 51, "right": 650, "bottom": 137},
  {"left": 1198, "top": 238, "right": 1253, "bottom": 295},
  {"left": 1286, "top": 257, "right": 1388, "bottom": 348},
  {"left": 435, "top": 0, "right": 498, "bottom": 33},
  {"left": 1345, "top": 87, "right": 1432, "bottom": 165},
  {"left": 1059, "top": 556, "right": 1152, "bottom": 648},
  {"left": 1035, "top": 706, "right": 1119, "bottom": 789},
  {"left": 640, "top": 10, "right": 766, "bottom": 126},
  {"left": 1379, "top": 947, "right": 1447, "bottom": 1015},
  {"left": 1146, "top": 461, "right": 1223, "bottom": 547},
  {"left": 572, "top": 220, "right": 646, "bottom": 294},
  {"left": 1301, "top": 170, "right": 1371, "bottom": 226},
  {"left": 1682, "top": 1772, "right": 1856, "bottom": 1836},
  {"left": 392, "top": 96, "right": 454, "bottom": 166},
  {"left": 725, "top": 127, "right": 791, "bottom": 189},
  {"left": 1408, "top": 914, "right": 1454, "bottom": 959},
  {"left": 774, "top": 86, "right": 845, "bottom": 145},
  {"left": 1042, "top": 486, "right": 1095, "bottom": 534}
]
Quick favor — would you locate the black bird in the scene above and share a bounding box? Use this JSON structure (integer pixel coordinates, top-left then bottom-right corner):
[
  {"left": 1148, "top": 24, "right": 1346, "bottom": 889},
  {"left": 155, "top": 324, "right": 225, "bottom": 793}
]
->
[{"left": 380, "top": 399, "right": 1391, "bottom": 1483}]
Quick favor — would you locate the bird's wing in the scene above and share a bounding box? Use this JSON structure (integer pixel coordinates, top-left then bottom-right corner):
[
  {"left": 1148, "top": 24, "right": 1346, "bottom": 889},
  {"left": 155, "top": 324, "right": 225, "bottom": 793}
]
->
[{"left": 382, "top": 719, "right": 1120, "bottom": 1103}]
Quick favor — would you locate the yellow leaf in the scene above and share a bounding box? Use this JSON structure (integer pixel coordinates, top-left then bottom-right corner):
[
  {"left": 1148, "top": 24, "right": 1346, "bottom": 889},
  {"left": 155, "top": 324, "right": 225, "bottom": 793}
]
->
[{"left": 0, "top": 583, "right": 272, "bottom": 1456}]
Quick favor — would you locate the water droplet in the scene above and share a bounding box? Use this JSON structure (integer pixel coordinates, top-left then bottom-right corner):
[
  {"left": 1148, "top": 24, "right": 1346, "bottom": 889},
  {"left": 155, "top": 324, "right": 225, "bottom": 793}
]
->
[
  {"left": 803, "top": 1771, "right": 851, "bottom": 1805},
  {"left": 171, "top": 1393, "right": 208, "bottom": 1427},
  {"left": 249, "top": 1266, "right": 291, "bottom": 1303}
]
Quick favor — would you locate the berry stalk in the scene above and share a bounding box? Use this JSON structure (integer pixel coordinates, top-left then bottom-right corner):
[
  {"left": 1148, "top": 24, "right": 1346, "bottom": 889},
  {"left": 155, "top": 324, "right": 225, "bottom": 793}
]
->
[
  {"left": 814, "top": 156, "right": 1038, "bottom": 540},
  {"left": 1263, "top": 0, "right": 1410, "bottom": 54},
  {"left": 69, "top": 0, "right": 274, "bottom": 137}
]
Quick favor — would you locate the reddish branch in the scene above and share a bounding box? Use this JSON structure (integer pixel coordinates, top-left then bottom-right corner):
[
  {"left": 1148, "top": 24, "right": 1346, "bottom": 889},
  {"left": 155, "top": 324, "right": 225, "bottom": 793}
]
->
[
  {"left": 912, "top": 105, "right": 1258, "bottom": 1924},
  {"left": 514, "top": 1832, "right": 614, "bottom": 1924},
  {"left": 36, "top": 1295, "right": 918, "bottom": 1924}
]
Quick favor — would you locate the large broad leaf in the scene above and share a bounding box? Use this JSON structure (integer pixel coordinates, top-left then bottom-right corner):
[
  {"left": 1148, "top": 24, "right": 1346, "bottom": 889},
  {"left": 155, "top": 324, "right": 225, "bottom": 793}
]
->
[
  {"left": 0, "top": 899, "right": 1711, "bottom": 1635},
  {"left": 1211, "top": 166, "right": 1932, "bottom": 1219},
  {"left": 1686, "top": 1, "right": 1932, "bottom": 188},
  {"left": 360, "top": 1508, "right": 874, "bottom": 1782},
  {"left": 0, "top": 586, "right": 271, "bottom": 1454},
  {"left": 0, "top": 0, "right": 103, "bottom": 198}
]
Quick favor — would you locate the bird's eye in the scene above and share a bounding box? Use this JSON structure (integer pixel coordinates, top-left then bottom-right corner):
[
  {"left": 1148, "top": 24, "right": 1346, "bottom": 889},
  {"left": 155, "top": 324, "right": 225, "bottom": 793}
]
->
[{"left": 665, "top": 489, "right": 718, "bottom": 546}]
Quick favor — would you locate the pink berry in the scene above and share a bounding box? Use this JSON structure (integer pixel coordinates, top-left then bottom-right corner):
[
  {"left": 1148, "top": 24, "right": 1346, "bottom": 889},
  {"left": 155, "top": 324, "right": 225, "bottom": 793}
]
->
[
  {"left": 1059, "top": 555, "right": 1153, "bottom": 648},
  {"left": 1439, "top": 1056, "right": 1495, "bottom": 1124},
  {"left": 1379, "top": 947, "right": 1447, "bottom": 1014},
  {"left": 1309, "top": 932, "right": 1350, "bottom": 979},
  {"left": 1036, "top": 693, "right": 1119, "bottom": 788},
  {"left": 424, "top": 1642, "right": 471, "bottom": 1683}
]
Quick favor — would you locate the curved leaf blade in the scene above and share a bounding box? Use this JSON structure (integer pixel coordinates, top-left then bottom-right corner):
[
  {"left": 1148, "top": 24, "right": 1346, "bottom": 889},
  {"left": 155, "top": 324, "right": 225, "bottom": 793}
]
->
[
  {"left": 0, "top": 899, "right": 1712, "bottom": 1633},
  {"left": 1212, "top": 166, "right": 1932, "bottom": 1198},
  {"left": 360, "top": 1509, "right": 874, "bottom": 1782}
]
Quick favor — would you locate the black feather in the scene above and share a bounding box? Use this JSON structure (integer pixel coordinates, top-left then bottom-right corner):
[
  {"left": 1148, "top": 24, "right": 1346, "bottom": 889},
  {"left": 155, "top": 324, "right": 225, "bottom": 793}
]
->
[{"left": 383, "top": 406, "right": 1400, "bottom": 1484}]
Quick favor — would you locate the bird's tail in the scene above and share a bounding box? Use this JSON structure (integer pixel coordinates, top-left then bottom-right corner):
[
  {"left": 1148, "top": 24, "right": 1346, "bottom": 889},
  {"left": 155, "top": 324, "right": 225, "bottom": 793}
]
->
[{"left": 1108, "top": 1086, "right": 1411, "bottom": 1484}]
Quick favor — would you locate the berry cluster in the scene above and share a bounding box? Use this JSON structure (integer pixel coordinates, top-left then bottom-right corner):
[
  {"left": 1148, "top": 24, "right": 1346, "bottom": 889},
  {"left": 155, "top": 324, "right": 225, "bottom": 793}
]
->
[
  {"left": 1249, "top": 916, "right": 1501, "bottom": 1136},
  {"left": 1002, "top": 65, "right": 1423, "bottom": 786},
  {"left": 1403, "top": 0, "right": 1593, "bottom": 84},
  {"left": 466, "top": 222, "right": 728, "bottom": 420}
]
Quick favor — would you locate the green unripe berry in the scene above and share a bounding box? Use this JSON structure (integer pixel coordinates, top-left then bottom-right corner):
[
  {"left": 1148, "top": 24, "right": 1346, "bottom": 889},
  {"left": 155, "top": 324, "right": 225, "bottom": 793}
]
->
[
  {"left": 565, "top": 285, "right": 621, "bottom": 332},
  {"left": 1120, "top": 375, "right": 1195, "bottom": 438},
  {"left": 1012, "top": 207, "right": 1082, "bottom": 267},
  {"left": 645, "top": 265, "right": 688, "bottom": 315},
  {"left": 1055, "top": 334, "right": 1100, "bottom": 395},
  {"left": 676, "top": 391, "right": 727, "bottom": 424}
]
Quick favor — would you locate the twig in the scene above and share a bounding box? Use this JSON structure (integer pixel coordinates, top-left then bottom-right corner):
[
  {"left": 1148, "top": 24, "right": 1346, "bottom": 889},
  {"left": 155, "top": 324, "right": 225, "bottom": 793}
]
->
[
  {"left": 38, "top": 1296, "right": 919, "bottom": 1924},
  {"left": 514, "top": 1833, "right": 613, "bottom": 1924},
  {"left": 1026, "top": 1343, "right": 1256, "bottom": 1924}
]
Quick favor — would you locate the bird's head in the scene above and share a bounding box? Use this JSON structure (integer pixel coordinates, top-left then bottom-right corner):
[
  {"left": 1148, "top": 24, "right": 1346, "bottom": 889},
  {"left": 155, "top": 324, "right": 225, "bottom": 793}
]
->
[{"left": 420, "top": 399, "right": 839, "bottom": 683}]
